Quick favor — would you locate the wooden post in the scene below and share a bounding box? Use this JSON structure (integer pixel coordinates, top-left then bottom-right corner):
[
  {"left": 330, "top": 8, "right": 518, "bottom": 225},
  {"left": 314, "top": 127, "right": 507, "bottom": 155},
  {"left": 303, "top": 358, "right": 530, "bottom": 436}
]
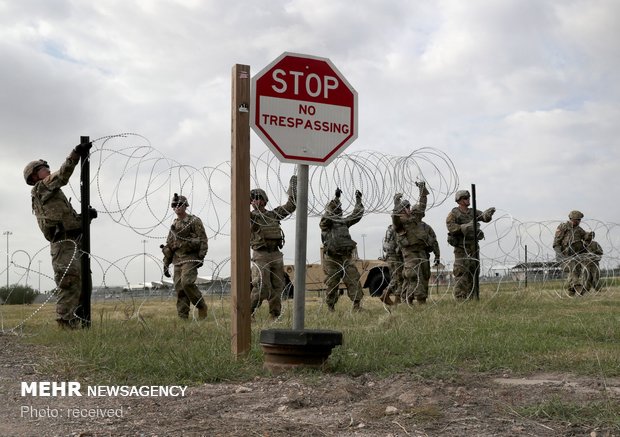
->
[{"left": 231, "top": 64, "right": 251, "bottom": 357}]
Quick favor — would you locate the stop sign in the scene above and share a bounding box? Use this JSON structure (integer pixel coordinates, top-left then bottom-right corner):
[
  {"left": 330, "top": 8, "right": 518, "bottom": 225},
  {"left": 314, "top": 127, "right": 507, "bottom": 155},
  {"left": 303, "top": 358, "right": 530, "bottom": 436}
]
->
[{"left": 251, "top": 52, "right": 358, "bottom": 166}]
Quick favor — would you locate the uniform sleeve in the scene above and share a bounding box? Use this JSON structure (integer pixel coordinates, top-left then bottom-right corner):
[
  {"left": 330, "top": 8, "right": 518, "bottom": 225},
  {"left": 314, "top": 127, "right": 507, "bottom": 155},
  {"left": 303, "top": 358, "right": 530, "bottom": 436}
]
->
[
  {"left": 271, "top": 194, "right": 296, "bottom": 219},
  {"left": 43, "top": 154, "right": 79, "bottom": 191},
  {"left": 344, "top": 200, "right": 364, "bottom": 227},
  {"left": 194, "top": 217, "right": 209, "bottom": 259},
  {"left": 553, "top": 224, "right": 566, "bottom": 251},
  {"left": 446, "top": 210, "right": 461, "bottom": 235}
]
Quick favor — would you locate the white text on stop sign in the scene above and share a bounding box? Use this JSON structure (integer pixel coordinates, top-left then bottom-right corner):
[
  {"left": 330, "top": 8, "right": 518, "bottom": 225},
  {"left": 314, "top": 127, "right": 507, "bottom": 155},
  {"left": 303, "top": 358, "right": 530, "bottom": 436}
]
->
[{"left": 271, "top": 69, "right": 339, "bottom": 99}]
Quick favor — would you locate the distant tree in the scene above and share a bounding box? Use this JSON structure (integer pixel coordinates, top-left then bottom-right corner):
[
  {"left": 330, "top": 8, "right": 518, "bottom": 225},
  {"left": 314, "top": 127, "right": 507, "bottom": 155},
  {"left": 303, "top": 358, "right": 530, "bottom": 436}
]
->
[{"left": 0, "top": 284, "right": 40, "bottom": 305}]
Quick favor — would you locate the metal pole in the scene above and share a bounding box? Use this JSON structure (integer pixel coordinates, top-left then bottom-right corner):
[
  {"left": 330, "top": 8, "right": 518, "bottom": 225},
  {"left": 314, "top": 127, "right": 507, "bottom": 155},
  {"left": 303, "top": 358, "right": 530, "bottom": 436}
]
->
[
  {"left": 471, "top": 184, "right": 480, "bottom": 300},
  {"left": 293, "top": 164, "right": 308, "bottom": 331},
  {"left": 3, "top": 231, "right": 11, "bottom": 289},
  {"left": 38, "top": 260, "right": 42, "bottom": 293},
  {"left": 78, "top": 136, "right": 92, "bottom": 327},
  {"left": 142, "top": 240, "right": 147, "bottom": 290},
  {"left": 524, "top": 244, "right": 528, "bottom": 289}
]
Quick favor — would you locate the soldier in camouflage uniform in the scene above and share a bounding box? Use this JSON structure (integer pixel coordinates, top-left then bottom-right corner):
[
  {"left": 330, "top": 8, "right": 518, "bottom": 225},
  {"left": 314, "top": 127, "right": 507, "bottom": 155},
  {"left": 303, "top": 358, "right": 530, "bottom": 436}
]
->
[
  {"left": 392, "top": 182, "right": 433, "bottom": 304},
  {"left": 446, "top": 190, "right": 495, "bottom": 300},
  {"left": 380, "top": 222, "right": 404, "bottom": 306},
  {"left": 553, "top": 210, "right": 588, "bottom": 296},
  {"left": 24, "top": 142, "right": 94, "bottom": 328},
  {"left": 320, "top": 188, "right": 364, "bottom": 312},
  {"left": 162, "top": 194, "right": 209, "bottom": 319},
  {"left": 250, "top": 175, "right": 297, "bottom": 319},
  {"left": 411, "top": 207, "right": 440, "bottom": 302},
  {"left": 582, "top": 231, "right": 603, "bottom": 293}
]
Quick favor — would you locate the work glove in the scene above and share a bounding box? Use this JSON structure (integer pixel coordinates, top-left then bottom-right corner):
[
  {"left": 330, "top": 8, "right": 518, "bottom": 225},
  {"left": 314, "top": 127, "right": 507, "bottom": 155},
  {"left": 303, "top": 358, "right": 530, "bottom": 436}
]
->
[
  {"left": 415, "top": 181, "right": 430, "bottom": 196},
  {"left": 433, "top": 258, "right": 440, "bottom": 266},
  {"left": 355, "top": 190, "right": 362, "bottom": 201},
  {"left": 163, "top": 265, "right": 171, "bottom": 278},
  {"left": 288, "top": 175, "right": 298, "bottom": 198},
  {"left": 88, "top": 207, "right": 98, "bottom": 221},
  {"left": 73, "top": 141, "right": 93, "bottom": 155},
  {"left": 335, "top": 187, "right": 342, "bottom": 198},
  {"left": 483, "top": 207, "right": 496, "bottom": 220}
]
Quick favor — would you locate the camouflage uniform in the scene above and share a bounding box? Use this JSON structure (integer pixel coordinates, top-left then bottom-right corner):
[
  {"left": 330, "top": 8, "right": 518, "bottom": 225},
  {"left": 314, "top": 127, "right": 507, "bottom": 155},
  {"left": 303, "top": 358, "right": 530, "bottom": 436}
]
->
[
  {"left": 415, "top": 220, "right": 440, "bottom": 301},
  {"left": 320, "top": 190, "right": 364, "bottom": 311},
  {"left": 582, "top": 232, "right": 603, "bottom": 293},
  {"left": 250, "top": 176, "right": 296, "bottom": 319},
  {"left": 381, "top": 224, "right": 404, "bottom": 305},
  {"left": 553, "top": 211, "right": 587, "bottom": 295},
  {"left": 164, "top": 196, "right": 209, "bottom": 319},
  {"left": 392, "top": 183, "right": 434, "bottom": 304},
  {"left": 27, "top": 151, "right": 85, "bottom": 327},
  {"left": 446, "top": 191, "right": 495, "bottom": 300}
]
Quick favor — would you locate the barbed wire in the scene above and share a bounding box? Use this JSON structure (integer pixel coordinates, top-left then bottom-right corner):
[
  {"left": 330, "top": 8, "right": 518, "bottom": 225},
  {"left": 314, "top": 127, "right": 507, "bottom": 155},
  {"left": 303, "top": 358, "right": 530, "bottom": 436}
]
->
[{"left": 1, "top": 133, "right": 618, "bottom": 331}]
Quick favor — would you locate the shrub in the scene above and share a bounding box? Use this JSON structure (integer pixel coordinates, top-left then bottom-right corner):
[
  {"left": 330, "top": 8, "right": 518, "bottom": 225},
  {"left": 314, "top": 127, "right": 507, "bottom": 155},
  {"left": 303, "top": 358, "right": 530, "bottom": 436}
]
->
[{"left": 0, "top": 285, "right": 40, "bottom": 305}]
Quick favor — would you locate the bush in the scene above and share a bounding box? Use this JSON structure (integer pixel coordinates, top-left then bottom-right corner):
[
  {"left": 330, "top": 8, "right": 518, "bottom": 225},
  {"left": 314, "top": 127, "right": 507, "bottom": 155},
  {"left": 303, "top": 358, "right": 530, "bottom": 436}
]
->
[{"left": 0, "top": 285, "right": 40, "bottom": 305}]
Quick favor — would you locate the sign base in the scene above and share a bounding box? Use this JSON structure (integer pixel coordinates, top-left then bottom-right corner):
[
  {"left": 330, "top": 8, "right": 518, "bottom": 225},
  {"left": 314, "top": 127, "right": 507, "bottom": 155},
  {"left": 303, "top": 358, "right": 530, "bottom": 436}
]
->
[{"left": 259, "top": 329, "right": 343, "bottom": 372}]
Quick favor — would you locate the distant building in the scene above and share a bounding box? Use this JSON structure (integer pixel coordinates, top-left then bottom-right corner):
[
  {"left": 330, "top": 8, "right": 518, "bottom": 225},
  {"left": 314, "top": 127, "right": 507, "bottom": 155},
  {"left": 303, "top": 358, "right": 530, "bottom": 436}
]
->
[{"left": 511, "top": 261, "right": 563, "bottom": 281}]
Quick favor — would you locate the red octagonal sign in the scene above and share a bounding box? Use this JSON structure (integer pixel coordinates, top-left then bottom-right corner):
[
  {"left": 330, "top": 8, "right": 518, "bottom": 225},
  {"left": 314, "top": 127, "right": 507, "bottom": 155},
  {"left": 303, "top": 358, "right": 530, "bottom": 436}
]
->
[{"left": 251, "top": 52, "right": 358, "bottom": 166}]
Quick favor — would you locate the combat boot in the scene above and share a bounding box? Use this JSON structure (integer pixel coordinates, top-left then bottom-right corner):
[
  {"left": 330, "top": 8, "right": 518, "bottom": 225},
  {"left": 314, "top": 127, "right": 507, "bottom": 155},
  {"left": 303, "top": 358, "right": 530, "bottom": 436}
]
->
[
  {"left": 352, "top": 301, "right": 362, "bottom": 312},
  {"left": 327, "top": 303, "right": 336, "bottom": 312},
  {"left": 416, "top": 297, "right": 427, "bottom": 304},
  {"left": 197, "top": 304, "right": 208, "bottom": 320}
]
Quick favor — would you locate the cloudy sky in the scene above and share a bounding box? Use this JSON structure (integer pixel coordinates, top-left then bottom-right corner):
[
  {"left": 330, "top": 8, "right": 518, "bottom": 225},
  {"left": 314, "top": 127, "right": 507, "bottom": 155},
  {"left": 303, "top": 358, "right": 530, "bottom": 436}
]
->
[{"left": 1, "top": 0, "right": 619, "bottom": 290}]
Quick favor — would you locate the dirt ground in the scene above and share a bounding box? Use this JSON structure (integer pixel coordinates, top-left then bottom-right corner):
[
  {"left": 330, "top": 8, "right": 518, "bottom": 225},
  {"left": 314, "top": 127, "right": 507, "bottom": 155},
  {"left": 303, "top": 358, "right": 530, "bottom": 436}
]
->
[{"left": 1, "top": 334, "right": 618, "bottom": 437}]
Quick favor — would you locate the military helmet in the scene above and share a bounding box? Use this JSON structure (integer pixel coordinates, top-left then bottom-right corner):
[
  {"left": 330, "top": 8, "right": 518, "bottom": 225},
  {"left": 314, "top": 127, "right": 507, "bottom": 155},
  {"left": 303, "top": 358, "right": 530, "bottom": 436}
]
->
[
  {"left": 250, "top": 188, "right": 268, "bottom": 203},
  {"left": 23, "top": 159, "right": 49, "bottom": 186},
  {"left": 568, "top": 210, "right": 584, "bottom": 220},
  {"left": 455, "top": 190, "right": 470, "bottom": 202},
  {"left": 395, "top": 199, "right": 411, "bottom": 213},
  {"left": 326, "top": 198, "right": 342, "bottom": 215},
  {"left": 171, "top": 193, "right": 189, "bottom": 208}
]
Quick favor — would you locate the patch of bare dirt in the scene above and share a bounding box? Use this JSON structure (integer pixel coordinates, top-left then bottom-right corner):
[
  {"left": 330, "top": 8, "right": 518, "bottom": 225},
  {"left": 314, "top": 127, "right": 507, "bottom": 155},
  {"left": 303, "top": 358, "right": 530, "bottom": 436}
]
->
[{"left": 1, "top": 333, "right": 618, "bottom": 436}]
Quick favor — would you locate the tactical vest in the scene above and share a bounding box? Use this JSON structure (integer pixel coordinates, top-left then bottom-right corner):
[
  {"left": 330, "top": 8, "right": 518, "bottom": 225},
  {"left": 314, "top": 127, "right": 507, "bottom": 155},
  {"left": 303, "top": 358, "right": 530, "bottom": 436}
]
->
[
  {"left": 323, "top": 222, "right": 356, "bottom": 256},
  {"left": 557, "top": 223, "right": 587, "bottom": 256},
  {"left": 31, "top": 183, "right": 81, "bottom": 242},
  {"left": 251, "top": 211, "right": 284, "bottom": 250}
]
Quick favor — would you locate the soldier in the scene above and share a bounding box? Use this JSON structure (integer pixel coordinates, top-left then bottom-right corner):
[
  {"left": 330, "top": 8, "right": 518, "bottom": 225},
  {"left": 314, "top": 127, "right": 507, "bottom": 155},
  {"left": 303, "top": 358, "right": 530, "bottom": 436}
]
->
[
  {"left": 411, "top": 207, "right": 440, "bottom": 302},
  {"left": 582, "top": 231, "right": 603, "bottom": 293},
  {"left": 162, "top": 194, "right": 209, "bottom": 319},
  {"left": 392, "top": 182, "right": 432, "bottom": 304},
  {"left": 380, "top": 222, "right": 404, "bottom": 306},
  {"left": 250, "top": 175, "right": 297, "bottom": 320},
  {"left": 24, "top": 142, "right": 96, "bottom": 328},
  {"left": 320, "top": 188, "right": 364, "bottom": 312},
  {"left": 446, "top": 190, "right": 495, "bottom": 300},
  {"left": 553, "top": 210, "right": 588, "bottom": 296}
]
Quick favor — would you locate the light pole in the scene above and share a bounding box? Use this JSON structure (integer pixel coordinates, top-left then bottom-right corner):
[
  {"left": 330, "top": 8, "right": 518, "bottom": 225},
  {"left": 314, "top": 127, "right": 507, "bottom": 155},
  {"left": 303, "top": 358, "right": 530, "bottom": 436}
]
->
[
  {"left": 142, "top": 240, "right": 147, "bottom": 291},
  {"left": 3, "top": 231, "right": 11, "bottom": 290},
  {"left": 361, "top": 234, "right": 367, "bottom": 260}
]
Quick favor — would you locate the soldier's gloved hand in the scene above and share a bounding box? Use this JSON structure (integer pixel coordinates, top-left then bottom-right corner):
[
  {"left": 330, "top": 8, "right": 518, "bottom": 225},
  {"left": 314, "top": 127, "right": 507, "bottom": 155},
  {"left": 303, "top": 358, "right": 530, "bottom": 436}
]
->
[
  {"left": 460, "top": 222, "right": 474, "bottom": 234},
  {"left": 73, "top": 141, "right": 93, "bottom": 155},
  {"left": 433, "top": 258, "right": 440, "bottom": 266},
  {"left": 196, "top": 259, "right": 204, "bottom": 269},
  {"left": 288, "top": 175, "right": 297, "bottom": 196},
  {"left": 355, "top": 190, "right": 362, "bottom": 200},
  {"left": 484, "top": 207, "right": 496, "bottom": 218},
  {"left": 415, "top": 181, "right": 430, "bottom": 196},
  {"left": 335, "top": 187, "right": 342, "bottom": 198},
  {"left": 88, "top": 207, "right": 98, "bottom": 221},
  {"left": 163, "top": 265, "right": 171, "bottom": 278}
]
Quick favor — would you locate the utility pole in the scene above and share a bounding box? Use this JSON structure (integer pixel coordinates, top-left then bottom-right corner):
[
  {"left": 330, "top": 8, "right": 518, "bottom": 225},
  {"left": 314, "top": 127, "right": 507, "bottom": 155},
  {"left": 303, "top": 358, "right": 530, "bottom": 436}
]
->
[{"left": 3, "top": 231, "right": 11, "bottom": 289}]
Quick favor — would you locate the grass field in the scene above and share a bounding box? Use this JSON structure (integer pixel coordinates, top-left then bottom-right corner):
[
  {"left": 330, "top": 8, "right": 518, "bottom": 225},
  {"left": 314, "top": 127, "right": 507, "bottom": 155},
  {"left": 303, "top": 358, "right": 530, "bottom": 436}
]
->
[{"left": 1, "top": 288, "right": 618, "bottom": 385}]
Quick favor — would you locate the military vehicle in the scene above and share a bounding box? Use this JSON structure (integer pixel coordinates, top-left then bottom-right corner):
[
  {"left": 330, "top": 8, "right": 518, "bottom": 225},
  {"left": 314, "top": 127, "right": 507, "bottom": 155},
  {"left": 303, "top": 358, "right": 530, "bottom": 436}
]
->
[{"left": 283, "top": 247, "right": 390, "bottom": 298}]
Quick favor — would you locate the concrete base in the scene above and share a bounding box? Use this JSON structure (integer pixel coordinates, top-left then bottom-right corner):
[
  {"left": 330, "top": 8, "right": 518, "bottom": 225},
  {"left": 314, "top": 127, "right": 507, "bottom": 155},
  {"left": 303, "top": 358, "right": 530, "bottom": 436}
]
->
[{"left": 260, "top": 329, "right": 343, "bottom": 372}]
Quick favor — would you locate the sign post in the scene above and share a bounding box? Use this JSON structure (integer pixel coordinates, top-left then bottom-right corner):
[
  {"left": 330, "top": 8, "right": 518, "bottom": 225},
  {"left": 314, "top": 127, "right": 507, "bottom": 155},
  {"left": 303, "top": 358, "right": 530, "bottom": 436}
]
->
[{"left": 251, "top": 52, "right": 357, "bottom": 370}]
